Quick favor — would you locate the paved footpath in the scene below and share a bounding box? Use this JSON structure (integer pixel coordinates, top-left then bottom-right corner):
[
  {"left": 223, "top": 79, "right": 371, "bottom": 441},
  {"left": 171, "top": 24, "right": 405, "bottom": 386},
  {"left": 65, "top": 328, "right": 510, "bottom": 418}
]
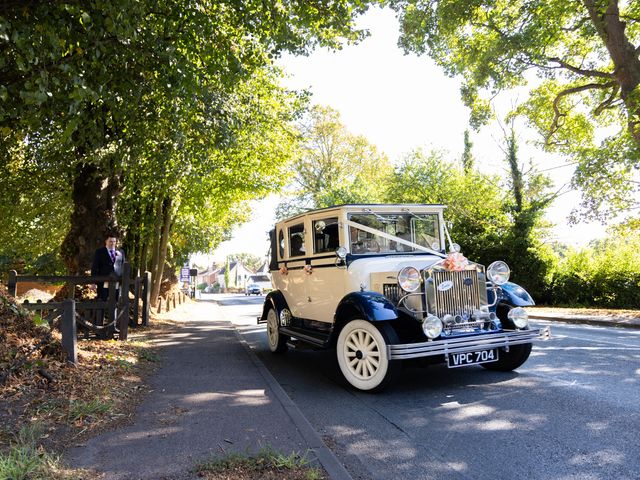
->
[{"left": 66, "top": 301, "right": 350, "bottom": 480}]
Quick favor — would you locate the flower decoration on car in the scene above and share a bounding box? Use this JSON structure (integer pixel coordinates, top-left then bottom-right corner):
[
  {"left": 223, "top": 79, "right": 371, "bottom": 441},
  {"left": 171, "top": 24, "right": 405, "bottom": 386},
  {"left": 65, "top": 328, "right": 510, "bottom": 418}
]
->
[
  {"left": 443, "top": 252, "right": 469, "bottom": 271},
  {"left": 279, "top": 266, "right": 288, "bottom": 275},
  {"left": 303, "top": 265, "right": 313, "bottom": 275}
]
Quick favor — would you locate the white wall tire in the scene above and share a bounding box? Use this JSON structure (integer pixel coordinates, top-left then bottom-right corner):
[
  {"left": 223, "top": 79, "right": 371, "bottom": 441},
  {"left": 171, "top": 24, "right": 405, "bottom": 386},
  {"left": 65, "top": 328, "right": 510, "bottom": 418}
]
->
[
  {"left": 266, "top": 308, "right": 288, "bottom": 353},
  {"left": 336, "top": 320, "right": 399, "bottom": 392}
]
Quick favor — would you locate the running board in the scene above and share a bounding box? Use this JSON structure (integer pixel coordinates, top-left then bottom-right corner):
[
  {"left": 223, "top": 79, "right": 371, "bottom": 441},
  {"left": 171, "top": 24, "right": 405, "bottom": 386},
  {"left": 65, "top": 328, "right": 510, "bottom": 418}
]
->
[{"left": 280, "top": 327, "right": 329, "bottom": 348}]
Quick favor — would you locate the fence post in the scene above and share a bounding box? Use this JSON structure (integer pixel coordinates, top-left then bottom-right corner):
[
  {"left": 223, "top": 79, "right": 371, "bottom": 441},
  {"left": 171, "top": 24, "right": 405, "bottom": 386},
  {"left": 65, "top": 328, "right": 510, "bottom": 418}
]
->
[
  {"left": 172, "top": 292, "right": 176, "bottom": 309},
  {"left": 142, "top": 271, "right": 151, "bottom": 326},
  {"left": 133, "top": 277, "right": 141, "bottom": 326},
  {"left": 8, "top": 270, "right": 17, "bottom": 297},
  {"left": 103, "top": 281, "right": 117, "bottom": 339},
  {"left": 157, "top": 296, "right": 163, "bottom": 314},
  {"left": 118, "top": 262, "right": 130, "bottom": 341},
  {"left": 61, "top": 299, "right": 77, "bottom": 364}
]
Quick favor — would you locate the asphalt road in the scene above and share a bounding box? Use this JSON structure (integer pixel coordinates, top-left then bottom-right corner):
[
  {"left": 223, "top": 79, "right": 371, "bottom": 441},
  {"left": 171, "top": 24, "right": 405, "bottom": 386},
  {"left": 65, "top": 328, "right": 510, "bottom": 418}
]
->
[{"left": 209, "top": 294, "right": 640, "bottom": 480}]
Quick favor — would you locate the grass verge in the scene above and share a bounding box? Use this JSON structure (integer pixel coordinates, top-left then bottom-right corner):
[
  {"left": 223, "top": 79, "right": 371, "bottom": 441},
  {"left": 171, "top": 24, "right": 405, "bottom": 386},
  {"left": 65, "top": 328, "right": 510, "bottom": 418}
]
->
[
  {"left": 0, "top": 424, "right": 76, "bottom": 480},
  {"left": 196, "top": 447, "right": 326, "bottom": 480}
]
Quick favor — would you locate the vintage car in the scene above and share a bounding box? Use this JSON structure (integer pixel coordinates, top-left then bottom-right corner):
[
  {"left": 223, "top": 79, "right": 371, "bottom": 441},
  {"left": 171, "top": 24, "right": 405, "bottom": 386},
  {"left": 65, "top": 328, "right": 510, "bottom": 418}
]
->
[{"left": 258, "top": 204, "right": 550, "bottom": 391}]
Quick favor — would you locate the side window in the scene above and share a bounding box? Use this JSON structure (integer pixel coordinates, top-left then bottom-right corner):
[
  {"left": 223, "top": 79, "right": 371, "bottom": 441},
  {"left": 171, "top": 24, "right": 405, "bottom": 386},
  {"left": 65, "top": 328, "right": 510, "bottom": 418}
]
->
[
  {"left": 278, "top": 229, "right": 284, "bottom": 259},
  {"left": 313, "top": 217, "right": 339, "bottom": 254},
  {"left": 288, "top": 223, "right": 305, "bottom": 257}
]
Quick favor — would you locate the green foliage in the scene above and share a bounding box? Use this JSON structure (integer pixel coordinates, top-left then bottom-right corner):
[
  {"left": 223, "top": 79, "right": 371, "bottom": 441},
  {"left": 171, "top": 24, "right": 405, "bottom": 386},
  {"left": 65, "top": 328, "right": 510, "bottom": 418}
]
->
[
  {"left": 228, "top": 253, "right": 264, "bottom": 273},
  {"left": 0, "top": 0, "right": 377, "bottom": 274},
  {"left": 277, "top": 105, "right": 393, "bottom": 217},
  {"left": 499, "top": 129, "right": 557, "bottom": 301},
  {"left": 388, "top": 0, "right": 640, "bottom": 219},
  {"left": 384, "top": 139, "right": 558, "bottom": 300},
  {"left": 196, "top": 446, "right": 322, "bottom": 480},
  {"left": 0, "top": 424, "right": 64, "bottom": 480},
  {"left": 551, "top": 228, "right": 640, "bottom": 308},
  {"left": 224, "top": 256, "right": 230, "bottom": 290},
  {"left": 461, "top": 129, "right": 474, "bottom": 172},
  {"left": 385, "top": 148, "right": 509, "bottom": 264},
  {"left": 67, "top": 398, "right": 113, "bottom": 422}
]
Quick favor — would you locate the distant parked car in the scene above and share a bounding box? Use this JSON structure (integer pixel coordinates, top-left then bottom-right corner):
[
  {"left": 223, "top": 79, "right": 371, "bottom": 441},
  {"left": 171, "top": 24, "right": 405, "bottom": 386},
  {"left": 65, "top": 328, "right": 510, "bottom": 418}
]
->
[{"left": 245, "top": 284, "right": 263, "bottom": 295}]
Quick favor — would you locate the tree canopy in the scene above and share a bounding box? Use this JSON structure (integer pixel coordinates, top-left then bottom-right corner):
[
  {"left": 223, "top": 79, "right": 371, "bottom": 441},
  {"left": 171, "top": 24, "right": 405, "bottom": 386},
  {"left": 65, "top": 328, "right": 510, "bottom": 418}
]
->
[
  {"left": 276, "top": 105, "right": 392, "bottom": 218},
  {"left": 387, "top": 0, "right": 640, "bottom": 220},
  {"left": 0, "top": 1, "right": 377, "bottom": 284}
]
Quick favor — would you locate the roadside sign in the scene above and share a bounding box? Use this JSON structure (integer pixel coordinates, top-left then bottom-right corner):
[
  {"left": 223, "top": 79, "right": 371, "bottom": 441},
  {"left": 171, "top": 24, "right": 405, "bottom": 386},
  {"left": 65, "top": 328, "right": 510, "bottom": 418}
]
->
[{"left": 180, "top": 267, "right": 190, "bottom": 282}]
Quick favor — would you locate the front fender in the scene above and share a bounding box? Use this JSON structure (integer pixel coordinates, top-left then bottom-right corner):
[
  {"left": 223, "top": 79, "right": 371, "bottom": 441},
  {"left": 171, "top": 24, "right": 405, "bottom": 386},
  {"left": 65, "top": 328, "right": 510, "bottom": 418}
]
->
[
  {"left": 260, "top": 290, "right": 289, "bottom": 321},
  {"left": 335, "top": 291, "right": 398, "bottom": 323},
  {"left": 489, "top": 281, "right": 535, "bottom": 307}
]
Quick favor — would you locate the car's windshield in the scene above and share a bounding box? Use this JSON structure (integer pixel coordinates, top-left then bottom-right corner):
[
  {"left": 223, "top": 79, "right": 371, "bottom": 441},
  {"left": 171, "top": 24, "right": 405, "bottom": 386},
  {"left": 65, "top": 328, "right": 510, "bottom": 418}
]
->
[{"left": 347, "top": 212, "right": 441, "bottom": 255}]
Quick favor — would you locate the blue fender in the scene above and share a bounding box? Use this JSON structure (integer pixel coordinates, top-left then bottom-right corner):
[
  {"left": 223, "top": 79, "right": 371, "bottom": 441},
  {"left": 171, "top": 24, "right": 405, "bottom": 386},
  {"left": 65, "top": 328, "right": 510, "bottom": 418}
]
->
[
  {"left": 489, "top": 281, "right": 535, "bottom": 307},
  {"left": 335, "top": 291, "right": 398, "bottom": 322},
  {"left": 260, "top": 290, "right": 289, "bottom": 320}
]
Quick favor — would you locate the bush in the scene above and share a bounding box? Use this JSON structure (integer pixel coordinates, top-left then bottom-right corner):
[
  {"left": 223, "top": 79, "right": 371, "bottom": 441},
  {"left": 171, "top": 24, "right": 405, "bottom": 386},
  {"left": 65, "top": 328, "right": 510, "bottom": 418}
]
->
[{"left": 551, "top": 230, "right": 640, "bottom": 308}]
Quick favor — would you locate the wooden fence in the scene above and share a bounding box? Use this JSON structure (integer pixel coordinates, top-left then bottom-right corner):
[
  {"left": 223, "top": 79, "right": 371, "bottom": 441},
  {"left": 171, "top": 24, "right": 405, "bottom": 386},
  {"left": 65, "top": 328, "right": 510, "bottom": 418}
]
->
[
  {"left": 156, "top": 290, "right": 187, "bottom": 314},
  {"left": 7, "top": 263, "right": 151, "bottom": 364}
]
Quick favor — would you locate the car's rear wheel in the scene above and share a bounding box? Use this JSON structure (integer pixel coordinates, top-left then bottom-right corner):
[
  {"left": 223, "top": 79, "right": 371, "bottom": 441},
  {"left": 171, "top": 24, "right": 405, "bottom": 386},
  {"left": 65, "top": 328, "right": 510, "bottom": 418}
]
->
[
  {"left": 482, "top": 305, "right": 532, "bottom": 371},
  {"left": 266, "top": 307, "right": 288, "bottom": 353},
  {"left": 336, "top": 320, "right": 399, "bottom": 392}
]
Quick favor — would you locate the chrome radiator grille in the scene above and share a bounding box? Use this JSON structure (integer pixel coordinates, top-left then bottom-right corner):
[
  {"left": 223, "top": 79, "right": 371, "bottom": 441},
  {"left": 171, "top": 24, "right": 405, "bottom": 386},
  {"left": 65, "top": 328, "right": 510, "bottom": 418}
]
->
[
  {"left": 430, "top": 270, "right": 481, "bottom": 317},
  {"left": 383, "top": 283, "right": 401, "bottom": 303}
]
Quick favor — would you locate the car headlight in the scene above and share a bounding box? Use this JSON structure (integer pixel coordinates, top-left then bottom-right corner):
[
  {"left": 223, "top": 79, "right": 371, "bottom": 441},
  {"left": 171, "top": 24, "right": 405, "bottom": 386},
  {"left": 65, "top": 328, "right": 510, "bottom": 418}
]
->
[
  {"left": 487, "top": 261, "right": 510, "bottom": 285},
  {"left": 398, "top": 266, "right": 421, "bottom": 292},
  {"left": 422, "top": 315, "right": 443, "bottom": 339},
  {"left": 507, "top": 307, "right": 529, "bottom": 329}
]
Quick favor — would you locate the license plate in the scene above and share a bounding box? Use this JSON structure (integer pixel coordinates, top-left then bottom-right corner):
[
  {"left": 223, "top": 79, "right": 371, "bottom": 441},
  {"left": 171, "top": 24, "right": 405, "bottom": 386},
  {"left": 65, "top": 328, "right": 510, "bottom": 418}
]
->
[{"left": 447, "top": 349, "right": 499, "bottom": 368}]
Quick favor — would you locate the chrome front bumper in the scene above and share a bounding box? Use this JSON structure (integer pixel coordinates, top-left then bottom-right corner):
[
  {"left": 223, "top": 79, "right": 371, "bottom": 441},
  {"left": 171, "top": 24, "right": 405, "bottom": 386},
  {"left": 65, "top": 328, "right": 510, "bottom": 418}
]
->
[{"left": 388, "top": 327, "right": 551, "bottom": 360}]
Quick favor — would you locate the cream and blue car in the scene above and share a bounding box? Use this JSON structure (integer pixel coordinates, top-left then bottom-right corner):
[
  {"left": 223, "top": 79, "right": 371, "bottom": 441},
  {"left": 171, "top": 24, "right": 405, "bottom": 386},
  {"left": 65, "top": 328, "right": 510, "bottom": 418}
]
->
[{"left": 259, "top": 204, "right": 550, "bottom": 392}]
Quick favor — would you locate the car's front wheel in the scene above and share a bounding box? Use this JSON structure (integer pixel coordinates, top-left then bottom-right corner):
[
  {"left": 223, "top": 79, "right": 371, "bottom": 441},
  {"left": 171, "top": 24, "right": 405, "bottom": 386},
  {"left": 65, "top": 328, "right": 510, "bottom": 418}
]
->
[
  {"left": 336, "top": 320, "right": 399, "bottom": 392},
  {"left": 482, "top": 305, "right": 532, "bottom": 371},
  {"left": 266, "top": 307, "right": 288, "bottom": 353}
]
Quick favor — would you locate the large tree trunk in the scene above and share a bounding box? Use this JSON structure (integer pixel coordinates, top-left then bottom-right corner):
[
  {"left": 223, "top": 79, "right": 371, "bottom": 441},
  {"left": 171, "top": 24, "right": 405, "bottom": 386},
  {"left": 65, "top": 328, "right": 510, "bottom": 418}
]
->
[
  {"left": 585, "top": 0, "right": 640, "bottom": 145},
  {"left": 61, "top": 162, "right": 120, "bottom": 274}
]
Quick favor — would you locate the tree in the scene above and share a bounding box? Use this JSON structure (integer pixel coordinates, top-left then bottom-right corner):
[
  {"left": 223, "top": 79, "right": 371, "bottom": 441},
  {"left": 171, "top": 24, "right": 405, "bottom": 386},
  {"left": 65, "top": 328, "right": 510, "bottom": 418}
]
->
[
  {"left": 387, "top": 0, "right": 640, "bottom": 220},
  {"left": 229, "top": 253, "right": 264, "bottom": 273},
  {"left": 384, "top": 148, "right": 510, "bottom": 264},
  {"left": 461, "top": 129, "right": 474, "bottom": 172},
  {"left": 0, "top": 1, "right": 376, "bottom": 279},
  {"left": 499, "top": 127, "right": 558, "bottom": 300},
  {"left": 277, "top": 105, "right": 392, "bottom": 217},
  {"left": 385, "top": 144, "right": 558, "bottom": 299}
]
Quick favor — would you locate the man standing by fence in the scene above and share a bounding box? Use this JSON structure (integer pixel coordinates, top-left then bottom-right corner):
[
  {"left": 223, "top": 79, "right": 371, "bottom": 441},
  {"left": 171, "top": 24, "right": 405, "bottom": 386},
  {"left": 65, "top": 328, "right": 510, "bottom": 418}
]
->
[{"left": 91, "top": 234, "right": 125, "bottom": 300}]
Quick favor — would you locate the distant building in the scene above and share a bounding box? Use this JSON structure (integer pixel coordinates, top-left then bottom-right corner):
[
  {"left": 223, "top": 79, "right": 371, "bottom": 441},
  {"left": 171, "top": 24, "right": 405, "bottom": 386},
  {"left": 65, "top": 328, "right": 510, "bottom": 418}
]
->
[
  {"left": 218, "top": 260, "right": 254, "bottom": 291},
  {"left": 195, "top": 265, "right": 221, "bottom": 286}
]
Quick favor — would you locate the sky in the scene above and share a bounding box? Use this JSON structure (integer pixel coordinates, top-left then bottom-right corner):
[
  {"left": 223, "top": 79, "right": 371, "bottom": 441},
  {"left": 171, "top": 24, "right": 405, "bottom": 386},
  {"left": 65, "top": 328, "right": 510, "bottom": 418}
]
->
[{"left": 209, "top": 7, "right": 604, "bottom": 264}]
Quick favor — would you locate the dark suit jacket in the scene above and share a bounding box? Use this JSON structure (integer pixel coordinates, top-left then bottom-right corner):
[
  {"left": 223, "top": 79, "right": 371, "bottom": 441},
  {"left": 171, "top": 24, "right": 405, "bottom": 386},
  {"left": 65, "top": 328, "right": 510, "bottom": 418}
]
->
[
  {"left": 91, "top": 247, "right": 125, "bottom": 299},
  {"left": 91, "top": 246, "right": 115, "bottom": 277}
]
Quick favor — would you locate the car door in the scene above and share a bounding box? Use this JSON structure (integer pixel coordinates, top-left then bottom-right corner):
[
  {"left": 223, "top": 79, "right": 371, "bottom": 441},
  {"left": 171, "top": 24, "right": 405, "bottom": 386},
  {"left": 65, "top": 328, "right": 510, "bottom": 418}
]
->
[{"left": 302, "top": 215, "right": 346, "bottom": 323}]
